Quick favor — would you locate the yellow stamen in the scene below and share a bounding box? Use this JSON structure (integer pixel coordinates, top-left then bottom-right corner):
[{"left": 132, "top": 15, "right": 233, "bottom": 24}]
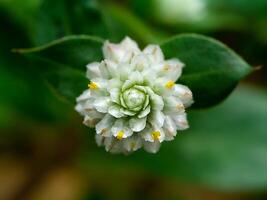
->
[
  {"left": 88, "top": 82, "right": 99, "bottom": 90},
  {"left": 116, "top": 131, "right": 124, "bottom": 140},
  {"left": 163, "top": 64, "right": 170, "bottom": 71},
  {"left": 151, "top": 131, "right": 161, "bottom": 141},
  {"left": 165, "top": 80, "right": 175, "bottom": 89}
]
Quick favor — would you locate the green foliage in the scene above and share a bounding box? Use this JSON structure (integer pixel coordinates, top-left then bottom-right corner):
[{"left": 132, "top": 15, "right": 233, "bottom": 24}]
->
[
  {"left": 14, "top": 35, "right": 103, "bottom": 70},
  {"left": 161, "top": 34, "right": 252, "bottom": 107},
  {"left": 45, "top": 66, "right": 88, "bottom": 104},
  {"left": 33, "top": 0, "right": 109, "bottom": 45},
  {"left": 13, "top": 35, "right": 103, "bottom": 103},
  {"left": 101, "top": 2, "right": 162, "bottom": 44},
  {"left": 0, "top": 11, "right": 72, "bottom": 127}
]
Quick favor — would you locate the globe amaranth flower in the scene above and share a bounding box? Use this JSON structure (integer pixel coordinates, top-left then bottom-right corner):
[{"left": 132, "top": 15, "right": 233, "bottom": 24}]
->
[{"left": 75, "top": 37, "right": 193, "bottom": 154}]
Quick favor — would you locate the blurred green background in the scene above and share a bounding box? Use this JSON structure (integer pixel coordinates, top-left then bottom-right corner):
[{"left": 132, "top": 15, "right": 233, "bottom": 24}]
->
[{"left": 0, "top": 0, "right": 267, "bottom": 200}]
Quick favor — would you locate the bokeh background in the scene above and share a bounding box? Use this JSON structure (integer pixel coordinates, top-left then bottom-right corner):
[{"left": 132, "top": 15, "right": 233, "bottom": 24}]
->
[{"left": 1, "top": 0, "right": 267, "bottom": 200}]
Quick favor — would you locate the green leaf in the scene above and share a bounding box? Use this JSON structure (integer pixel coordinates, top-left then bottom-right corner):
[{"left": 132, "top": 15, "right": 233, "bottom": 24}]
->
[
  {"left": 82, "top": 86, "right": 267, "bottom": 191},
  {"left": 14, "top": 35, "right": 103, "bottom": 103},
  {"left": 45, "top": 66, "right": 88, "bottom": 104},
  {"left": 14, "top": 35, "right": 104, "bottom": 70},
  {"left": 160, "top": 34, "right": 252, "bottom": 108}
]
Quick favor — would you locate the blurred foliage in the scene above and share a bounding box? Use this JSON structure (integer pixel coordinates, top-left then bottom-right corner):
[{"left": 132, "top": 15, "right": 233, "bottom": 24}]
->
[
  {"left": 0, "top": 7, "right": 72, "bottom": 129},
  {"left": 1, "top": 0, "right": 267, "bottom": 199},
  {"left": 131, "top": 0, "right": 267, "bottom": 44},
  {"left": 33, "top": 0, "right": 109, "bottom": 45}
]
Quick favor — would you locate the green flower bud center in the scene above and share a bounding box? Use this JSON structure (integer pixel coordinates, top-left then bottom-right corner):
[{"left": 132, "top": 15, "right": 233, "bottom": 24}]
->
[{"left": 123, "top": 88, "right": 145, "bottom": 109}]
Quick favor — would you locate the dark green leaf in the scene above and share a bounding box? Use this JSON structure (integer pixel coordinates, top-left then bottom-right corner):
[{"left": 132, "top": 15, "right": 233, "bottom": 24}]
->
[
  {"left": 161, "top": 34, "right": 252, "bottom": 108},
  {"left": 14, "top": 35, "right": 104, "bottom": 70},
  {"left": 45, "top": 66, "right": 88, "bottom": 104},
  {"left": 14, "top": 35, "right": 103, "bottom": 103}
]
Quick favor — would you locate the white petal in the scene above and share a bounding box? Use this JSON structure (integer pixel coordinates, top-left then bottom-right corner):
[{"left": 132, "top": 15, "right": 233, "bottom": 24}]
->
[
  {"left": 90, "top": 78, "right": 109, "bottom": 95},
  {"left": 163, "top": 96, "right": 185, "bottom": 115},
  {"left": 173, "top": 84, "right": 194, "bottom": 107},
  {"left": 138, "top": 105, "right": 151, "bottom": 118},
  {"left": 133, "top": 85, "right": 146, "bottom": 93},
  {"left": 107, "top": 79, "right": 122, "bottom": 92},
  {"left": 86, "top": 61, "right": 110, "bottom": 80},
  {"left": 143, "top": 141, "right": 161, "bottom": 153},
  {"left": 161, "top": 59, "right": 184, "bottom": 81},
  {"left": 104, "top": 59, "right": 118, "bottom": 77},
  {"left": 83, "top": 110, "right": 103, "bottom": 127},
  {"left": 102, "top": 41, "right": 125, "bottom": 62},
  {"left": 121, "top": 79, "right": 136, "bottom": 91},
  {"left": 104, "top": 137, "right": 123, "bottom": 153},
  {"left": 117, "top": 63, "right": 133, "bottom": 80},
  {"left": 95, "top": 114, "right": 115, "bottom": 135},
  {"left": 145, "top": 87, "right": 164, "bottom": 110},
  {"left": 151, "top": 125, "right": 165, "bottom": 142},
  {"left": 123, "top": 136, "right": 142, "bottom": 152},
  {"left": 111, "top": 119, "right": 133, "bottom": 138},
  {"left": 172, "top": 113, "right": 189, "bottom": 130},
  {"left": 140, "top": 124, "right": 165, "bottom": 143},
  {"left": 108, "top": 104, "right": 125, "bottom": 118},
  {"left": 163, "top": 116, "right": 177, "bottom": 141},
  {"left": 98, "top": 61, "right": 110, "bottom": 79},
  {"left": 140, "top": 125, "right": 153, "bottom": 142},
  {"left": 102, "top": 37, "right": 140, "bottom": 63},
  {"left": 121, "top": 51, "right": 135, "bottom": 63},
  {"left": 83, "top": 116, "right": 99, "bottom": 127},
  {"left": 95, "top": 134, "right": 104, "bottom": 146},
  {"left": 75, "top": 104, "right": 84, "bottom": 115},
  {"left": 93, "top": 97, "right": 111, "bottom": 113},
  {"left": 120, "top": 36, "right": 140, "bottom": 52},
  {"left": 83, "top": 98, "right": 97, "bottom": 110},
  {"left": 86, "top": 62, "right": 101, "bottom": 79},
  {"left": 76, "top": 89, "right": 91, "bottom": 102},
  {"left": 131, "top": 53, "right": 151, "bottom": 71},
  {"left": 149, "top": 110, "right": 165, "bottom": 128},
  {"left": 152, "top": 77, "right": 177, "bottom": 96},
  {"left": 129, "top": 71, "right": 144, "bottom": 84},
  {"left": 143, "top": 45, "right": 164, "bottom": 63},
  {"left": 109, "top": 88, "right": 120, "bottom": 104},
  {"left": 120, "top": 108, "right": 136, "bottom": 116},
  {"left": 143, "top": 94, "right": 150, "bottom": 108},
  {"left": 75, "top": 95, "right": 95, "bottom": 116},
  {"left": 129, "top": 117, "right": 147, "bottom": 132}
]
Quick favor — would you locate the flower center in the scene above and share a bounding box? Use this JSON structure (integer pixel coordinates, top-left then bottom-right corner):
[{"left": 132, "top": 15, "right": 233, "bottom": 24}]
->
[{"left": 122, "top": 88, "right": 145, "bottom": 110}]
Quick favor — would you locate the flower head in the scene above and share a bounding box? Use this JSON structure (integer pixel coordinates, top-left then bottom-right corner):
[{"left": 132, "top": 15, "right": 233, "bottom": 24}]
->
[{"left": 76, "top": 37, "right": 193, "bottom": 154}]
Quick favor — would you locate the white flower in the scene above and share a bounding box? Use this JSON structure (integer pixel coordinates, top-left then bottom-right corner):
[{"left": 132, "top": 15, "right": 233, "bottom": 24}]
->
[{"left": 76, "top": 37, "right": 193, "bottom": 154}]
